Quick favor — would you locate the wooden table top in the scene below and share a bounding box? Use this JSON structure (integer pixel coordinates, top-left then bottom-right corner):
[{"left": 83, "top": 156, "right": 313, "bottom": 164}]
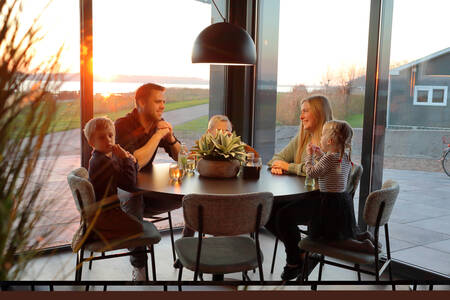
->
[{"left": 137, "top": 163, "right": 309, "bottom": 198}]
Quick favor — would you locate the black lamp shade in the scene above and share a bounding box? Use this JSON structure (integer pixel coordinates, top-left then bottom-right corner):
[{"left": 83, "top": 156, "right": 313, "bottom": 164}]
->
[{"left": 192, "top": 22, "right": 257, "bottom": 65}]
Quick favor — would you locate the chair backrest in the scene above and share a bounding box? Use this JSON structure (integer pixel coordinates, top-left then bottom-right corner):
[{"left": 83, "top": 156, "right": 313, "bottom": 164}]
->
[
  {"left": 182, "top": 192, "right": 274, "bottom": 236},
  {"left": 346, "top": 163, "right": 363, "bottom": 198},
  {"left": 67, "top": 167, "right": 96, "bottom": 218},
  {"left": 363, "top": 180, "right": 400, "bottom": 227}
]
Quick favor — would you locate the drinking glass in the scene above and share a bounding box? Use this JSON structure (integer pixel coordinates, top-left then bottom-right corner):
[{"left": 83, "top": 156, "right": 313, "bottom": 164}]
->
[
  {"left": 243, "top": 156, "right": 262, "bottom": 179},
  {"left": 185, "top": 158, "right": 196, "bottom": 174},
  {"left": 169, "top": 163, "right": 184, "bottom": 181}
]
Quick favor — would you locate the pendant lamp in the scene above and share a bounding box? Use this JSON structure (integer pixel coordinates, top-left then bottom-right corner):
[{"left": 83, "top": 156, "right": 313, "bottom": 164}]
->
[{"left": 191, "top": 1, "right": 256, "bottom": 65}]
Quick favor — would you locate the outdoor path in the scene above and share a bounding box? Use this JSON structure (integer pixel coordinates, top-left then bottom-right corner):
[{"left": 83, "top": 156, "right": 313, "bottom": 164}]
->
[{"left": 40, "top": 104, "right": 209, "bottom": 157}]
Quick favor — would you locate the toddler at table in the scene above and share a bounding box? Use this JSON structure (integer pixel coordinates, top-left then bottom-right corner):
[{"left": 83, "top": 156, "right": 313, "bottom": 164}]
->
[{"left": 305, "top": 120, "right": 379, "bottom": 253}]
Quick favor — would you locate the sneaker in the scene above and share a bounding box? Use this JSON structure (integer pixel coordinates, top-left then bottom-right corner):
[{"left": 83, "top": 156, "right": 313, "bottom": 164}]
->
[
  {"left": 132, "top": 267, "right": 147, "bottom": 281},
  {"left": 173, "top": 259, "right": 182, "bottom": 269},
  {"left": 281, "top": 264, "right": 303, "bottom": 281},
  {"left": 281, "top": 253, "right": 321, "bottom": 281}
]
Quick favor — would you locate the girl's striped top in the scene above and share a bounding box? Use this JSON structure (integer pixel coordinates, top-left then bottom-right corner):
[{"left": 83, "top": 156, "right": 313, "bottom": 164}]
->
[{"left": 305, "top": 152, "right": 351, "bottom": 193}]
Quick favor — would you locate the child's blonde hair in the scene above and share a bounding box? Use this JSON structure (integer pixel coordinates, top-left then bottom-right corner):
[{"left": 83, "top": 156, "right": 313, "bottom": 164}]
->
[
  {"left": 83, "top": 117, "right": 114, "bottom": 143},
  {"left": 323, "top": 120, "right": 353, "bottom": 163}
]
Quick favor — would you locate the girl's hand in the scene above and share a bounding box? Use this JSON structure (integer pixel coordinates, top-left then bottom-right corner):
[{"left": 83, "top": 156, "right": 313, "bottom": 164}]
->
[
  {"left": 307, "top": 143, "right": 314, "bottom": 155},
  {"left": 311, "top": 144, "right": 323, "bottom": 156},
  {"left": 271, "top": 166, "right": 283, "bottom": 175},
  {"left": 271, "top": 160, "right": 289, "bottom": 171}
]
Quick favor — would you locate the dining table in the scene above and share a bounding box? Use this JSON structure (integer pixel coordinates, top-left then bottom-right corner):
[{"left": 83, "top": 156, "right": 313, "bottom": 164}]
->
[
  {"left": 136, "top": 162, "right": 312, "bottom": 281},
  {"left": 137, "top": 163, "right": 310, "bottom": 200}
]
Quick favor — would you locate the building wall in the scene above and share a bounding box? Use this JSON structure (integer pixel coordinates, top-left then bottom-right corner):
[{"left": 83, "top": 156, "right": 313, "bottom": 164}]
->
[{"left": 388, "top": 54, "right": 450, "bottom": 129}]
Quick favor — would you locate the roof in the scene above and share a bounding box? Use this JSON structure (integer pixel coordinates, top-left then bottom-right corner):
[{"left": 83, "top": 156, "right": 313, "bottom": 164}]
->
[{"left": 390, "top": 47, "right": 450, "bottom": 75}]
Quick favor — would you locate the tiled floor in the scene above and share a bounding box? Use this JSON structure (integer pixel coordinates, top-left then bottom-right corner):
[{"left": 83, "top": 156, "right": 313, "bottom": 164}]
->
[
  {"left": 355, "top": 169, "right": 450, "bottom": 276},
  {"left": 29, "top": 153, "right": 450, "bottom": 277},
  {"left": 17, "top": 230, "right": 450, "bottom": 291}
]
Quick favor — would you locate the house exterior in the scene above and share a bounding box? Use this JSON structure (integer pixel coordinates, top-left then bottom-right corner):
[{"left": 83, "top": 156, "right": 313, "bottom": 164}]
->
[{"left": 388, "top": 47, "right": 450, "bottom": 129}]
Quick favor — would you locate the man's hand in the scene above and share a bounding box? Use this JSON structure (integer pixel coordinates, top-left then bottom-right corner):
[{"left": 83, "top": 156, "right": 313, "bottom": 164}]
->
[
  {"left": 271, "top": 160, "right": 289, "bottom": 171},
  {"left": 157, "top": 120, "right": 174, "bottom": 141}
]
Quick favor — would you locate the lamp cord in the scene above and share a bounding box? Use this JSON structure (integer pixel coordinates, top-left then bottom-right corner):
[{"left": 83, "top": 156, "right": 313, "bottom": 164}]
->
[{"left": 211, "top": 0, "right": 226, "bottom": 22}]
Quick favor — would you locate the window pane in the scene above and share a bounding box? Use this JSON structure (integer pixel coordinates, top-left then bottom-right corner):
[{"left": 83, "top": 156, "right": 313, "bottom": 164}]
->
[
  {"left": 276, "top": 0, "right": 370, "bottom": 167},
  {"left": 16, "top": 0, "right": 81, "bottom": 251},
  {"left": 417, "top": 90, "right": 429, "bottom": 102},
  {"left": 384, "top": 0, "right": 450, "bottom": 275},
  {"left": 432, "top": 89, "right": 445, "bottom": 103},
  {"left": 93, "top": 0, "right": 211, "bottom": 231}
]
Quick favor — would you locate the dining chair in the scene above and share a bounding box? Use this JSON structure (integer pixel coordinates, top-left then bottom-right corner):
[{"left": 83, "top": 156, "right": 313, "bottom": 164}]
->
[
  {"left": 269, "top": 163, "right": 363, "bottom": 274},
  {"left": 174, "top": 192, "right": 273, "bottom": 290},
  {"left": 68, "top": 168, "right": 161, "bottom": 287},
  {"left": 297, "top": 179, "right": 399, "bottom": 290},
  {"left": 117, "top": 188, "right": 178, "bottom": 264}
]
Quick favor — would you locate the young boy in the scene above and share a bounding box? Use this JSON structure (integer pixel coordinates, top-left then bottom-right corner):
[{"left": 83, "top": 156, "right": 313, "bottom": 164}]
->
[{"left": 83, "top": 117, "right": 146, "bottom": 281}]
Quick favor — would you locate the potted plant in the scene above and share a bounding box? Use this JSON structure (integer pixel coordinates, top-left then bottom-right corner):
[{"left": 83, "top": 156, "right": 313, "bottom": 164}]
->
[{"left": 192, "top": 130, "right": 247, "bottom": 178}]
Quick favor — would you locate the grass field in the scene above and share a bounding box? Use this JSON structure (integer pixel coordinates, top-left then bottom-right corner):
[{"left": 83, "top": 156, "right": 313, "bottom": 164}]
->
[
  {"left": 174, "top": 115, "right": 208, "bottom": 133},
  {"left": 345, "top": 113, "right": 364, "bottom": 128},
  {"left": 51, "top": 98, "right": 209, "bottom": 133}
]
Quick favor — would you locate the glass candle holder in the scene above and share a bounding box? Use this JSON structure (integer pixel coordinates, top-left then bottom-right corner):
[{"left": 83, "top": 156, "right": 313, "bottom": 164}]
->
[{"left": 169, "top": 163, "right": 184, "bottom": 181}]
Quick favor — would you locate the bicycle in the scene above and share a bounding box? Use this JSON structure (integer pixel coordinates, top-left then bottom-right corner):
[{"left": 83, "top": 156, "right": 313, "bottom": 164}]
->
[{"left": 441, "top": 136, "right": 450, "bottom": 176}]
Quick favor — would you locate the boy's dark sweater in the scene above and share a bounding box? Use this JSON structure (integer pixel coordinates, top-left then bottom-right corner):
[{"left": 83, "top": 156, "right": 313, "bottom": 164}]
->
[{"left": 88, "top": 150, "right": 138, "bottom": 202}]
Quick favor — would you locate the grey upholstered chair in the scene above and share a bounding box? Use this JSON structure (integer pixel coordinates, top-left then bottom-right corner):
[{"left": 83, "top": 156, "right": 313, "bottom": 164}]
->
[
  {"left": 269, "top": 163, "right": 363, "bottom": 274},
  {"left": 117, "top": 188, "right": 178, "bottom": 267},
  {"left": 68, "top": 168, "right": 161, "bottom": 284},
  {"left": 175, "top": 192, "right": 273, "bottom": 287},
  {"left": 298, "top": 180, "right": 400, "bottom": 290}
]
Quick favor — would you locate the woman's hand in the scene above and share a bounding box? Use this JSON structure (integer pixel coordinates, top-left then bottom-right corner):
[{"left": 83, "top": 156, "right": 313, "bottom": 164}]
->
[
  {"left": 271, "top": 160, "right": 289, "bottom": 171},
  {"left": 271, "top": 166, "right": 284, "bottom": 175}
]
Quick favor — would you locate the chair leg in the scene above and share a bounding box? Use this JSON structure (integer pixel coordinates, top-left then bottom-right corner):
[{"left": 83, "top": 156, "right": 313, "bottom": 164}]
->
[
  {"left": 75, "top": 251, "right": 79, "bottom": 281},
  {"left": 167, "top": 211, "right": 177, "bottom": 262},
  {"left": 388, "top": 262, "right": 395, "bottom": 291},
  {"left": 355, "top": 264, "right": 361, "bottom": 281},
  {"left": 298, "top": 251, "right": 309, "bottom": 283},
  {"left": 429, "top": 285, "right": 433, "bottom": 291},
  {"left": 318, "top": 255, "right": 324, "bottom": 281},
  {"left": 76, "top": 248, "right": 85, "bottom": 282},
  {"left": 145, "top": 256, "right": 149, "bottom": 282},
  {"left": 177, "top": 266, "right": 183, "bottom": 291},
  {"left": 270, "top": 238, "right": 278, "bottom": 274},
  {"left": 103, "top": 285, "right": 107, "bottom": 291},
  {"left": 150, "top": 244, "right": 157, "bottom": 281},
  {"left": 88, "top": 251, "right": 94, "bottom": 270}
]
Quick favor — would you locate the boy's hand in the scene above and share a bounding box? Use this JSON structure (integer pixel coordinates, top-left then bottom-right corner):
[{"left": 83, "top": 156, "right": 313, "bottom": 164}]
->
[{"left": 112, "top": 144, "right": 130, "bottom": 159}]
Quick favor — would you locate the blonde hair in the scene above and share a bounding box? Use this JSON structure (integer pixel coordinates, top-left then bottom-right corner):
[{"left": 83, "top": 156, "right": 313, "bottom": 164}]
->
[
  {"left": 295, "top": 95, "right": 334, "bottom": 163},
  {"left": 83, "top": 116, "right": 114, "bottom": 143},
  {"left": 323, "top": 120, "right": 353, "bottom": 163},
  {"left": 208, "top": 114, "right": 232, "bottom": 131}
]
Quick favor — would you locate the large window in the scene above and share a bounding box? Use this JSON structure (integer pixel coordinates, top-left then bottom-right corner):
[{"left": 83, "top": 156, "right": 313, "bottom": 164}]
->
[
  {"left": 275, "top": 0, "right": 370, "bottom": 168},
  {"left": 381, "top": 0, "right": 450, "bottom": 276},
  {"left": 92, "top": 0, "right": 212, "bottom": 230},
  {"left": 18, "top": 0, "right": 81, "bottom": 250}
]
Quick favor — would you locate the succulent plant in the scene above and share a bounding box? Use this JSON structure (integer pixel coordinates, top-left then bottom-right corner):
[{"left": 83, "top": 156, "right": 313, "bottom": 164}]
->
[{"left": 193, "top": 130, "right": 247, "bottom": 162}]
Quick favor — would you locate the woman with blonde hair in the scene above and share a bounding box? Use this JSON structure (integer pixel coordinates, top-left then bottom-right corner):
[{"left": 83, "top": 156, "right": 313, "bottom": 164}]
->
[{"left": 266, "top": 95, "right": 334, "bottom": 281}]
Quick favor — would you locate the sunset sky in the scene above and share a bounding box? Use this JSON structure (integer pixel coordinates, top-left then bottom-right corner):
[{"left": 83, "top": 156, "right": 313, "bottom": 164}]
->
[{"left": 19, "top": 0, "right": 450, "bottom": 86}]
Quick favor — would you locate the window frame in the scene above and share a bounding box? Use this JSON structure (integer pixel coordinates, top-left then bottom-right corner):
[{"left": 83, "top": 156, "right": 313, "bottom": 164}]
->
[{"left": 413, "top": 85, "right": 448, "bottom": 106}]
